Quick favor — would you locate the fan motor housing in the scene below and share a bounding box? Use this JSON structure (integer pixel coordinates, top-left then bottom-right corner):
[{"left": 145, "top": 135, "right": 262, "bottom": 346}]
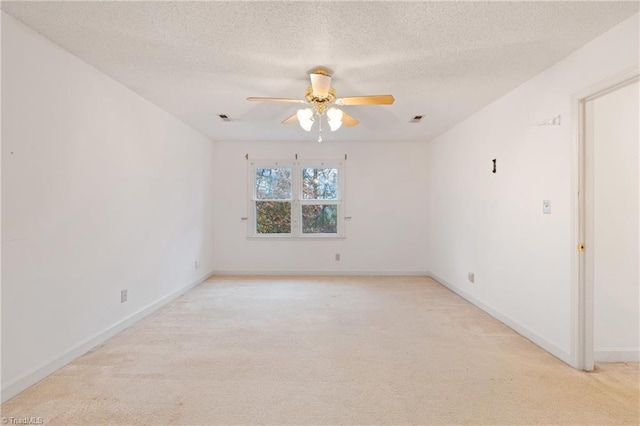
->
[{"left": 305, "top": 86, "right": 336, "bottom": 114}]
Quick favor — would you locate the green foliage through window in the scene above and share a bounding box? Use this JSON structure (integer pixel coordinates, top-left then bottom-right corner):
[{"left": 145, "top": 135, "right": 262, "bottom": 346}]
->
[
  {"left": 302, "top": 205, "right": 337, "bottom": 234},
  {"left": 256, "top": 201, "right": 291, "bottom": 234}
]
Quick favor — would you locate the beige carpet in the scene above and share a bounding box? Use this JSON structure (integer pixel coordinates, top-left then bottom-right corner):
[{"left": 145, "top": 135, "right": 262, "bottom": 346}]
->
[{"left": 2, "top": 276, "right": 638, "bottom": 425}]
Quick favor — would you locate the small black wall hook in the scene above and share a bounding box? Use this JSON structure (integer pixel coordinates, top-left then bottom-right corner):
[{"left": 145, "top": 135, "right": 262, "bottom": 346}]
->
[{"left": 492, "top": 159, "right": 497, "bottom": 173}]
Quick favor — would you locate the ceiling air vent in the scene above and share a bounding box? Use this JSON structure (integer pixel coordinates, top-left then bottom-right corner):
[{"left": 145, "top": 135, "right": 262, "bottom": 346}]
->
[
  {"left": 411, "top": 115, "right": 424, "bottom": 123},
  {"left": 218, "top": 114, "right": 230, "bottom": 122}
]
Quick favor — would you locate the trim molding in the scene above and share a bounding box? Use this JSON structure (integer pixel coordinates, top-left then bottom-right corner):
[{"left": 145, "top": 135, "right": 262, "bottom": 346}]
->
[
  {"left": 212, "top": 270, "right": 430, "bottom": 277},
  {"left": 1, "top": 270, "right": 215, "bottom": 403},
  {"left": 594, "top": 349, "right": 640, "bottom": 363},
  {"left": 428, "top": 272, "right": 572, "bottom": 365}
]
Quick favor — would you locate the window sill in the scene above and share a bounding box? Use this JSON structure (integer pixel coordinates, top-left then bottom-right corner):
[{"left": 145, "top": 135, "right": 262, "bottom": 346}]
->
[{"left": 247, "top": 235, "right": 346, "bottom": 241}]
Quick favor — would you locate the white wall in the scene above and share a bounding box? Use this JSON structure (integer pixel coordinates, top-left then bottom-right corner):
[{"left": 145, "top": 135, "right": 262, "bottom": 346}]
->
[
  {"left": 213, "top": 140, "right": 429, "bottom": 274},
  {"left": 592, "top": 81, "right": 639, "bottom": 361},
  {"left": 1, "top": 13, "right": 215, "bottom": 400},
  {"left": 426, "top": 14, "right": 639, "bottom": 364}
]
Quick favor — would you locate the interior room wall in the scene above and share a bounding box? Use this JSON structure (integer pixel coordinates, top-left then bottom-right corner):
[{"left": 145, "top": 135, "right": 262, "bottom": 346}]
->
[
  {"left": 591, "top": 81, "right": 639, "bottom": 362},
  {"left": 425, "top": 14, "right": 639, "bottom": 364},
  {"left": 1, "top": 12, "right": 216, "bottom": 401},
  {"left": 212, "top": 140, "right": 429, "bottom": 275}
]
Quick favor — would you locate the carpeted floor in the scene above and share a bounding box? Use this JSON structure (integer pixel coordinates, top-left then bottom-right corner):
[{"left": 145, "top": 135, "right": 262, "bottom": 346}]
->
[{"left": 2, "top": 276, "right": 638, "bottom": 425}]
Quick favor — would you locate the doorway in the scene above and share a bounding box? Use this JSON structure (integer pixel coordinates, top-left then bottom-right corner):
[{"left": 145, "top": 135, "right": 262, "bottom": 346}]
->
[{"left": 577, "top": 73, "right": 639, "bottom": 370}]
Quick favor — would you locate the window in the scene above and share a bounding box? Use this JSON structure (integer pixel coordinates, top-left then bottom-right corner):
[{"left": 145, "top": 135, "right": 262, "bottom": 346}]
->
[
  {"left": 301, "top": 167, "right": 339, "bottom": 234},
  {"left": 249, "top": 161, "right": 344, "bottom": 238},
  {"left": 255, "top": 166, "right": 292, "bottom": 234}
]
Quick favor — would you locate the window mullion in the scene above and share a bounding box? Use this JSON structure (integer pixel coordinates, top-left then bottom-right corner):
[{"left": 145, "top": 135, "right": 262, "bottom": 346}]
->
[{"left": 293, "top": 162, "right": 301, "bottom": 237}]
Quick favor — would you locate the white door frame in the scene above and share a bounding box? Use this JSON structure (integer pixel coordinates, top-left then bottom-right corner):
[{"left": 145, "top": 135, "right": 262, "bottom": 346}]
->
[{"left": 570, "top": 66, "right": 639, "bottom": 371}]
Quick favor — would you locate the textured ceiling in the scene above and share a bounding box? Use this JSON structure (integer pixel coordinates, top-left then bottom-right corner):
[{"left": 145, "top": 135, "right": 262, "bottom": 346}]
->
[{"left": 2, "top": 1, "right": 638, "bottom": 143}]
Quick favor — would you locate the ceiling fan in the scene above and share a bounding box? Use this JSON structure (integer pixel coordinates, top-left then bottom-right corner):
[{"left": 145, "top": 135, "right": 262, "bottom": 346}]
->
[{"left": 247, "top": 68, "right": 394, "bottom": 142}]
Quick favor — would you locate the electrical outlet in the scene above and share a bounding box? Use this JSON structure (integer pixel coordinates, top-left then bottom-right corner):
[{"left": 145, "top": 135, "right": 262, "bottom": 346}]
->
[
  {"left": 335, "top": 253, "right": 341, "bottom": 261},
  {"left": 468, "top": 272, "right": 475, "bottom": 283},
  {"left": 121, "top": 289, "right": 128, "bottom": 303},
  {"left": 195, "top": 260, "right": 200, "bottom": 269}
]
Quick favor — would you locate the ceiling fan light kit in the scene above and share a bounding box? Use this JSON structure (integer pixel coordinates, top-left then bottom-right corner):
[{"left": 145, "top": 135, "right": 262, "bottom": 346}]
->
[
  {"left": 327, "top": 107, "right": 343, "bottom": 131},
  {"left": 247, "top": 68, "right": 394, "bottom": 142},
  {"left": 296, "top": 108, "right": 314, "bottom": 131}
]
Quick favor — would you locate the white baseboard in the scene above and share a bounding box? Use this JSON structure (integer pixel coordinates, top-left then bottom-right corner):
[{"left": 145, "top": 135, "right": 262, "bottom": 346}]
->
[
  {"left": 428, "top": 272, "right": 572, "bottom": 365},
  {"left": 1, "top": 270, "right": 215, "bottom": 403},
  {"left": 594, "top": 349, "right": 640, "bottom": 362},
  {"left": 212, "top": 270, "right": 430, "bottom": 277}
]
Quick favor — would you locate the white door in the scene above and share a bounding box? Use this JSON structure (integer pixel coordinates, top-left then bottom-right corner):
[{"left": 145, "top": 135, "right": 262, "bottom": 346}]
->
[{"left": 584, "top": 79, "right": 639, "bottom": 365}]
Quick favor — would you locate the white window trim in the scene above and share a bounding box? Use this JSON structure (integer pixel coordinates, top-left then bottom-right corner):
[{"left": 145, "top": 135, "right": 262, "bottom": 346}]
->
[{"left": 248, "top": 160, "right": 345, "bottom": 239}]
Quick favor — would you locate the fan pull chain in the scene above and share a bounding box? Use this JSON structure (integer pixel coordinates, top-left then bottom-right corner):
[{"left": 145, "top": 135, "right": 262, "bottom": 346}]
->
[{"left": 317, "top": 114, "right": 323, "bottom": 143}]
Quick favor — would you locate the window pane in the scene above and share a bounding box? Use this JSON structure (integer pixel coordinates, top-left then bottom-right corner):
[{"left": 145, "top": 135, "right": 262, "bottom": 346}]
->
[
  {"left": 256, "top": 168, "right": 292, "bottom": 200},
  {"left": 302, "top": 205, "right": 338, "bottom": 234},
  {"left": 256, "top": 201, "right": 291, "bottom": 234},
  {"left": 302, "top": 168, "right": 338, "bottom": 200}
]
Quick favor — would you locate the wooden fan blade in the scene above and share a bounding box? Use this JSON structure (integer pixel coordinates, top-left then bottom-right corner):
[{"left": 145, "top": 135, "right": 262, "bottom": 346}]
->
[
  {"left": 247, "top": 97, "right": 305, "bottom": 103},
  {"left": 335, "top": 95, "right": 395, "bottom": 106},
  {"left": 310, "top": 72, "right": 331, "bottom": 98},
  {"left": 341, "top": 111, "right": 359, "bottom": 127},
  {"left": 281, "top": 113, "right": 298, "bottom": 125}
]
